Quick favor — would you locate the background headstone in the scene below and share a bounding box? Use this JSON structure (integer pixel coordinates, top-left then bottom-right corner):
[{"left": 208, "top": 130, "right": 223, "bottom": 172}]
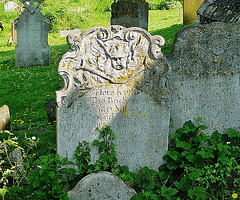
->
[
  {"left": 111, "top": 0, "right": 149, "bottom": 30},
  {"left": 14, "top": 0, "right": 50, "bottom": 67},
  {"left": 0, "top": 105, "right": 10, "bottom": 131},
  {"left": 68, "top": 171, "right": 136, "bottom": 200},
  {"left": 183, "top": 0, "right": 204, "bottom": 25},
  {"left": 197, "top": 0, "right": 240, "bottom": 24},
  {"left": 4, "top": 1, "right": 18, "bottom": 12},
  {"left": 57, "top": 26, "right": 170, "bottom": 172},
  {"left": 167, "top": 22, "right": 240, "bottom": 133}
]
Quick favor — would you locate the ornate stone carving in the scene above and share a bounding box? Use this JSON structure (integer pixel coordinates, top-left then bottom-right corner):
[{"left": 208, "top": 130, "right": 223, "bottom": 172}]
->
[{"left": 57, "top": 26, "right": 170, "bottom": 107}]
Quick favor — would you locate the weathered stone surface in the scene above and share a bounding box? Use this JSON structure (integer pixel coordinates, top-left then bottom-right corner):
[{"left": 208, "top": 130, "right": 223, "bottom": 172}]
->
[
  {"left": 60, "top": 29, "right": 81, "bottom": 37},
  {"left": 57, "top": 26, "right": 170, "bottom": 172},
  {"left": 167, "top": 22, "right": 240, "bottom": 133},
  {"left": 9, "top": 148, "right": 23, "bottom": 166},
  {"left": 0, "top": 105, "right": 10, "bottom": 131},
  {"left": 4, "top": 1, "right": 18, "bottom": 12},
  {"left": 183, "top": 0, "right": 204, "bottom": 25},
  {"left": 68, "top": 171, "right": 136, "bottom": 200},
  {"left": 14, "top": 0, "right": 50, "bottom": 67},
  {"left": 111, "top": 0, "right": 149, "bottom": 31},
  {"left": 197, "top": 0, "right": 240, "bottom": 24}
]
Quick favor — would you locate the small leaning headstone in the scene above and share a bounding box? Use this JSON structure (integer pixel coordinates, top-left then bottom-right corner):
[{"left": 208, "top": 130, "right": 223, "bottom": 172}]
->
[
  {"left": 111, "top": 0, "right": 149, "bottom": 31},
  {"left": 68, "top": 171, "right": 136, "bottom": 200},
  {"left": 14, "top": 0, "right": 50, "bottom": 67}
]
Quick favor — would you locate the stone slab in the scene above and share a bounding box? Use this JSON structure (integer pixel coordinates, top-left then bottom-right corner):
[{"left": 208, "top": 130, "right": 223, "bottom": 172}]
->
[
  {"left": 167, "top": 22, "right": 240, "bottom": 133},
  {"left": 14, "top": 0, "right": 50, "bottom": 67},
  {"left": 60, "top": 29, "right": 81, "bottom": 37},
  {"left": 68, "top": 171, "right": 136, "bottom": 200},
  {"left": 57, "top": 26, "right": 170, "bottom": 172}
]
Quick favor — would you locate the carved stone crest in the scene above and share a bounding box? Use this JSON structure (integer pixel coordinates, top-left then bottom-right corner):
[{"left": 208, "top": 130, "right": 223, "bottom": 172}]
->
[{"left": 57, "top": 26, "right": 170, "bottom": 107}]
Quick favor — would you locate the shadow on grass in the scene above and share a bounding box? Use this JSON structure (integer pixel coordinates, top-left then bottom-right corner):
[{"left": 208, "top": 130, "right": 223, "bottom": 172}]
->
[{"left": 150, "top": 24, "right": 188, "bottom": 55}]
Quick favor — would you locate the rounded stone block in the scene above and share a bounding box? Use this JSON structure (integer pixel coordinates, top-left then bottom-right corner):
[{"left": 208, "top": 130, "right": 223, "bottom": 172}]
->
[{"left": 68, "top": 171, "right": 136, "bottom": 200}]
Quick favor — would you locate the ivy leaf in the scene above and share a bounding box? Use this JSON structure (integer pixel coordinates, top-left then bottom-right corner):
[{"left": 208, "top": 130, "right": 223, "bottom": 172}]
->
[
  {"left": 196, "top": 150, "right": 214, "bottom": 159},
  {"left": 186, "top": 154, "right": 195, "bottom": 162},
  {"left": 176, "top": 141, "right": 191, "bottom": 150},
  {"left": 167, "top": 151, "right": 180, "bottom": 161}
]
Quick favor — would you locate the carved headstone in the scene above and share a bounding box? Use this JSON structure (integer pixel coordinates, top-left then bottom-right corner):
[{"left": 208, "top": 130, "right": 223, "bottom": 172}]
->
[
  {"left": 111, "top": 0, "right": 149, "bottom": 31},
  {"left": 4, "top": 1, "right": 19, "bottom": 12},
  {"left": 14, "top": 0, "right": 50, "bottom": 67},
  {"left": 68, "top": 171, "right": 136, "bottom": 200},
  {"left": 57, "top": 26, "right": 170, "bottom": 172},
  {"left": 0, "top": 105, "right": 10, "bottom": 131},
  {"left": 196, "top": 0, "right": 240, "bottom": 24},
  {"left": 183, "top": 0, "right": 204, "bottom": 25},
  {"left": 167, "top": 22, "right": 240, "bottom": 133}
]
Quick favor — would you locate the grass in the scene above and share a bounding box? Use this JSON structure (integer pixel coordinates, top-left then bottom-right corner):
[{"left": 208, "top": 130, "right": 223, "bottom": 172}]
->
[{"left": 0, "top": 1, "right": 186, "bottom": 157}]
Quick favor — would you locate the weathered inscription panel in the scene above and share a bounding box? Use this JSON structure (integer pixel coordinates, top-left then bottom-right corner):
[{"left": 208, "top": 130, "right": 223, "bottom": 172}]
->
[
  {"left": 57, "top": 26, "right": 170, "bottom": 172},
  {"left": 168, "top": 22, "right": 240, "bottom": 133}
]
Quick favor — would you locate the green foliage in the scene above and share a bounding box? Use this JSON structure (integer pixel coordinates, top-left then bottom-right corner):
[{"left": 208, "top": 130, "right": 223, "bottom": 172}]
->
[
  {"left": 114, "top": 121, "right": 240, "bottom": 199},
  {"left": 24, "top": 154, "right": 71, "bottom": 200},
  {"left": 0, "top": 130, "right": 36, "bottom": 200},
  {"left": 149, "top": 0, "right": 183, "bottom": 10},
  {"left": 92, "top": 126, "right": 117, "bottom": 171}
]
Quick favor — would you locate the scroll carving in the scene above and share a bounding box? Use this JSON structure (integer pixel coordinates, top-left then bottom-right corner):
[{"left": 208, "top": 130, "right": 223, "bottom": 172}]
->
[{"left": 56, "top": 26, "right": 170, "bottom": 107}]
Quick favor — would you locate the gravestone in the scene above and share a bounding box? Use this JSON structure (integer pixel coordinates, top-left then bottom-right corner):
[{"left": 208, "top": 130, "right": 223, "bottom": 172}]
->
[
  {"left": 14, "top": 0, "right": 50, "bottom": 67},
  {"left": 167, "top": 22, "right": 240, "bottom": 133},
  {"left": 183, "top": 0, "right": 204, "bottom": 25},
  {"left": 68, "top": 171, "right": 136, "bottom": 200},
  {"left": 197, "top": 0, "right": 240, "bottom": 24},
  {"left": 4, "top": 1, "right": 18, "bottom": 12},
  {"left": 111, "top": 0, "right": 149, "bottom": 31},
  {"left": 57, "top": 26, "right": 170, "bottom": 172}
]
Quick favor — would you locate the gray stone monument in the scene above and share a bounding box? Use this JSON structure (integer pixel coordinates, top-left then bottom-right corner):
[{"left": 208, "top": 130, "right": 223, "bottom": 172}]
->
[
  {"left": 197, "top": 0, "right": 240, "bottom": 24},
  {"left": 167, "top": 22, "right": 240, "bottom": 133},
  {"left": 111, "top": 0, "right": 149, "bottom": 31},
  {"left": 57, "top": 26, "right": 170, "bottom": 172},
  {"left": 68, "top": 171, "right": 136, "bottom": 200},
  {"left": 14, "top": 0, "right": 50, "bottom": 67}
]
